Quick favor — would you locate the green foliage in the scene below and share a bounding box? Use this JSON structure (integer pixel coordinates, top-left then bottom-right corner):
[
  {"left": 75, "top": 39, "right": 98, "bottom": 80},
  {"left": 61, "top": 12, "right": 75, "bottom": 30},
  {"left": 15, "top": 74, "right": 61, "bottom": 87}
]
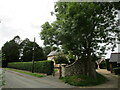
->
[
  {"left": 19, "top": 38, "right": 45, "bottom": 62},
  {"left": 34, "top": 61, "right": 54, "bottom": 75},
  {"left": 8, "top": 62, "right": 32, "bottom": 71},
  {"left": 40, "top": 2, "right": 120, "bottom": 77},
  {"left": 2, "top": 36, "right": 20, "bottom": 63},
  {"left": 40, "top": 22, "right": 58, "bottom": 46},
  {"left": 60, "top": 73, "right": 108, "bottom": 86},
  {"left": 69, "top": 59, "right": 75, "bottom": 64},
  {"left": 54, "top": 69, "right": 58, "bottom": 72},
  {"left": 2, "top": 60, "right": 7, "bottom": 68},
  {"left": 8, "top": 61, "right": 54, "bottom": 75},
  {"left": 54, "top": 55, "right": 68, "bottom": 64},
  {"left": 113, "top": 67, "right": 120, "bottom": 75},
  {"left": 40, "top": 2, "right": 120, "bottom": 59},
  {"left": 66, "top": 53, "right": 76, "bottom": 64},
  {"left": 99, "top": 61, "right": 107, "bottom": 69},
  {"left": 43, "top": 46, "right": 52, "bottom": 58},
  {"left": 6, "top": 68, "right": 46, "bottom": 78}
]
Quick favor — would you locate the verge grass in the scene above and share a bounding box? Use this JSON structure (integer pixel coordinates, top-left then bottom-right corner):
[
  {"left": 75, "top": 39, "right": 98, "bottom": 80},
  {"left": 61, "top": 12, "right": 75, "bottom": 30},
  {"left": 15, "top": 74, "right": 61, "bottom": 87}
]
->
[
  {"left": 6, "top": 68, "right": 46, "bottom": 78},
  {"left": 60, "top": 73, "right": 108, "bottom": 86}
]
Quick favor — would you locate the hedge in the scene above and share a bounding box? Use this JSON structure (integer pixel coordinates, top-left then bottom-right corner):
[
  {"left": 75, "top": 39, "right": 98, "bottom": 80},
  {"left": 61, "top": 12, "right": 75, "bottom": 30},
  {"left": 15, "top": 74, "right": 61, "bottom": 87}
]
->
[
  {"left": 2, "top": 60, "right": 8, "bottom": 68},
  {"left": 8, "top": 60, "right": 54, "bottom": 75},
  {"left": 113, "top": 67, "right": 120, "bottom": 75}
]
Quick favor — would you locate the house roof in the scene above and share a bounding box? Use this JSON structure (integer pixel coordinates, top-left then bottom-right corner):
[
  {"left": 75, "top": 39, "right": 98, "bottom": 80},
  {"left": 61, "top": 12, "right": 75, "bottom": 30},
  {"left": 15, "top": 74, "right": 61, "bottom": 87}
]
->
[
  {"left": 109, "top": 53, "right": 120, "bottom": 63},
  {"left": 47, "top": 51, "right": 59, "bottom": 57}
]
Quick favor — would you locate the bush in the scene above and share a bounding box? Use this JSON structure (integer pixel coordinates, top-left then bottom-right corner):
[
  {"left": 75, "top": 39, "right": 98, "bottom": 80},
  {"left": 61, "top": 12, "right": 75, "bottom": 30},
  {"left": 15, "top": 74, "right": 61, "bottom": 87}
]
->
[
  {"left": 54, "top": 56, "right": 68, "bottom": 64},
  {"left": 69, "top": 59, "right": 75, "bottom": 64},
  {"left": 113, "top": 67, "right": 120, "bottom": 75},
  {"left": 99, "top": 61, "right": 107, "bottom": 69},
  {"left": 2, "top": 60, "right": 8, "bottom": 68},
  {"left": 8, "top": 60, "right": 54, "bottom": 75}
]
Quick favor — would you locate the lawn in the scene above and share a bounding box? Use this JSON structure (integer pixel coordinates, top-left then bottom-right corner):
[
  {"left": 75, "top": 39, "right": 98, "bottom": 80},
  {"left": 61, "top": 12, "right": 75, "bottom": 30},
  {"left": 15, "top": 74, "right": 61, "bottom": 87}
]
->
[
  {"left": 5, "top": 68, "right": 46, "bottom": 78},
  {"left": 60, "top": 73, "right": 108, "bottom": 86}
]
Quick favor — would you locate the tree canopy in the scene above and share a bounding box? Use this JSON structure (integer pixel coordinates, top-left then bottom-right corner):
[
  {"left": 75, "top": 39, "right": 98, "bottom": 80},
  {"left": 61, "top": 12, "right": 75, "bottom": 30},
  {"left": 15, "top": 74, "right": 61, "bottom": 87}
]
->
[
  {"left": 40, "top": 2, "right": 120, "bottom": 77},
  {"left": 41, "top": 2, "right": 120, "bottom": 59},
  {"left": 19, "top": 38, "right": 45, "bottom": 62},
  {"left": 2, "top": 36, "right": 45, "bottom": 64},
  {"left": 2, "top": 36, "right": 20, "bottom": 63}
]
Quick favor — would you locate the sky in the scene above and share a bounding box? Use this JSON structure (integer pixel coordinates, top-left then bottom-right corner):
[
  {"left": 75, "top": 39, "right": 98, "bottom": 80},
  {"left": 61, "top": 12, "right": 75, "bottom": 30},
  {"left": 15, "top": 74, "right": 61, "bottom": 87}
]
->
[
  {"left": 0, "top": 0, "right": 57, "bottom": 48},
  {"left": 0, "top": 0, "right": 119, "bottom": 59}
]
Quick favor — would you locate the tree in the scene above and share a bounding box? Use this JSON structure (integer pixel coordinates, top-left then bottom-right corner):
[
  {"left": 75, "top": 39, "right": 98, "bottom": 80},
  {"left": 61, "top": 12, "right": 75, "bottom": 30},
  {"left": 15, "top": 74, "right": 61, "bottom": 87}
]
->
[
  {"left": 20, "top": 38, "right": 45, "bottom": 62},
  {"left": 54, "top": 55, "right": 68, "bottom": 64},
  {"left": 43, "top": 46, "right": 52, "bottom": 59},
  {"left": 13, "top": 35, "right": 21, "bottom": 44},
  {"left": 43, "top": 45, "right": 60, "bottom": 59},
  {"left": 40, "top": 2, "right": 120, "bottom": 78},
  {"left": 40, "top": 22, "right": 61, "bottom": 46},
  {"left": 2, "top": 36, "right": 20, "bottom": 63}
]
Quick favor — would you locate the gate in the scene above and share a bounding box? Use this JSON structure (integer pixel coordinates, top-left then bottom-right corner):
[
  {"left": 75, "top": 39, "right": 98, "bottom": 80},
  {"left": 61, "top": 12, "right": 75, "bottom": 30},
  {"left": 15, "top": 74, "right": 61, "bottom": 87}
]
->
[{"left": 53, "top": 64, "right": 62, "bottom": 78}]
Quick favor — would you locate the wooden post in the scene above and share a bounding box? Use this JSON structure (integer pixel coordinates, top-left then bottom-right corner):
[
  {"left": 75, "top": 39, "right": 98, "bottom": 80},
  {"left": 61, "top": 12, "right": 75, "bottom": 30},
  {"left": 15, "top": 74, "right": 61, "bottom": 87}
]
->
[
  {"left": 32, "top": 37, "right": 35, "bottom": 73},
  {"left": 110, "top": 63, "right": 113, "bottom": 73},
  {"left": 59, "top": 64, "right": 62, "bottom": 78}
]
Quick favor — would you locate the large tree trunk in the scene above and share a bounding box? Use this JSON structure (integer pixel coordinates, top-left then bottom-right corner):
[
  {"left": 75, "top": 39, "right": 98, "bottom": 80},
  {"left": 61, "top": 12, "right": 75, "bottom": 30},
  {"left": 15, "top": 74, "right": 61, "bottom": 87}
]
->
[
  {"left": 83, "top": 56, "right": 96, "bottom": 78},
  {"left": 84, "top": 60, "right": 88, "bottom": 76},
  {"left": 88, "top": 60, "right": 96, "bottom": 78}
]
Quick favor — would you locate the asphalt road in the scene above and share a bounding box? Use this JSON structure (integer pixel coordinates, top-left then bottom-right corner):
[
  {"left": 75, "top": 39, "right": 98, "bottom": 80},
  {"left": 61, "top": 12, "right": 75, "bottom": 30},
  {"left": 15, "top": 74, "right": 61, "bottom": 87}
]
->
[
  {"left": 3, "top": 70, "right": 75, "bottom": 88},
  {"left": 0, "top": 68, "right": 3, "bottom": 87},
  {"left": 2, "top": 69, "right": 119, "bottom": 88}
]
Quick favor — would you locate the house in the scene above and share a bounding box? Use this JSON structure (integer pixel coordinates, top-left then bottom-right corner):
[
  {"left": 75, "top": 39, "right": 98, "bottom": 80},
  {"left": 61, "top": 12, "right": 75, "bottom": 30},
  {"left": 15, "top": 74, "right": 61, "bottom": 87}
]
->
[
  {"left": 47, "top": 50, "right": 59, "bottom": 61},
  {"left": 109, "top": 53, "right": 120, "bottom": 73},
  {"left": 47, "top": 50, "right": 60, "bottom": 67}
]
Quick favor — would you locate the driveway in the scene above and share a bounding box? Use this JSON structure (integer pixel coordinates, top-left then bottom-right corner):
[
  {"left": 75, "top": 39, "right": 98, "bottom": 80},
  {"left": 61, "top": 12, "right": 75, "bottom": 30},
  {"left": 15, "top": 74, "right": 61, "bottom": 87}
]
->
[{"left": 3, "top": 70, "right": 75, "bottom": 88}]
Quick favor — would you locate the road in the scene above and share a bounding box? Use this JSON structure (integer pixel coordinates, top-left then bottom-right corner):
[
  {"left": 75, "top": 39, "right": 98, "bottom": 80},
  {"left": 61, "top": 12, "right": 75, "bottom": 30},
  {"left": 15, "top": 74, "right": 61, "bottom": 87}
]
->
[
  {"left": 2, "top": 69, "right": 119, "bottom": 88},
  {"left": 3, "top": 70, "right": 75, "bottom": 88},
  {"left": 0, "top": 68, "right": 3, "bottom": 87}
]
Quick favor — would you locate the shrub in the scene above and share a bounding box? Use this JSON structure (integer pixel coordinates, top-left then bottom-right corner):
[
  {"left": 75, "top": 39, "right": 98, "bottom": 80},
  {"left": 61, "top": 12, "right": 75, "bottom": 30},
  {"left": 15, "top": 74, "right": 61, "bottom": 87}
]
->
[
  {"left": 99, "top": 61, "right": 107, "bottom": 69},
  {"left": 34, "top": 61, "right": 54, "bottom": 75},
  {"left": 54, "top": 56, "right": 68, "bottom": 64},
  {"left": 69, "top": 59, "right": 75, "bottom": 64},
  {"left": 8, "top": 60, "right": 54, "bottom": 75},
  {"left": 2, "top": 60, "right": 8, "bottom": 68},
  {"left": 113, "top": 67, "right": 120, "bottom": 75}
]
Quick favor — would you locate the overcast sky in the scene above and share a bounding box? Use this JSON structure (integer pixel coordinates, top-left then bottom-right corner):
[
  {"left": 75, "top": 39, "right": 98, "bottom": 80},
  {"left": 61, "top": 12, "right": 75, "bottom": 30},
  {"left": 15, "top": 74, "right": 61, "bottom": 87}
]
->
[
  {"left": 0, "top": 0, "right": 57, "bottom": 48},
  {"left": 0, "top": 0, "right": 119, "bottom": 58}
]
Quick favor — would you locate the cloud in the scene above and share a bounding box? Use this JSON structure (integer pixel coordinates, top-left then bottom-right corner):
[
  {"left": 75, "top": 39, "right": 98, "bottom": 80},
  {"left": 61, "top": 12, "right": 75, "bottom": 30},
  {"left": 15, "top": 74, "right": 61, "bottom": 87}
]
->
[
  {"left": 0, "top": 0, "right": 119, "bottom": 59},
  {"left": 0, "top": 0, "right": 56, "bottom": 48}
]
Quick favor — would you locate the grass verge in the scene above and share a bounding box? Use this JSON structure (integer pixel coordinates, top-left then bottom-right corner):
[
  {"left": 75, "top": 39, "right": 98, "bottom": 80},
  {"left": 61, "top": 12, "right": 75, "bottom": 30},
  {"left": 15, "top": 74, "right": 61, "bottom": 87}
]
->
[
  {"left": 54, "top": 69, "right": 58, "bottom": 72},
  {"left": 5, "top": 68, "right": 46, "bottom": 78},
  {"left": 60, "top": 73, "right": 108, "bottom": 86}
]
